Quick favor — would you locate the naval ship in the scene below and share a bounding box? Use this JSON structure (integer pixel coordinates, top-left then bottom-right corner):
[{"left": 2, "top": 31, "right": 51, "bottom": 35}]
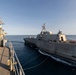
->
[
  {"left": 0, "top": 18, "right": 25, "bottom": 75},
  {"left": 24, "top": 24, "right": 76, "bottom": 67}
]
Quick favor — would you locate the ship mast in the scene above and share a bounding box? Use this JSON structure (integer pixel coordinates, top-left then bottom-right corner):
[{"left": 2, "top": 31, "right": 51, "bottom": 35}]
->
[
  {"left": 0, "top": 18, "right": 6, "bottom": 38},
  {"left": 41, "top": 23, "right": 47, "bottom": 32}
]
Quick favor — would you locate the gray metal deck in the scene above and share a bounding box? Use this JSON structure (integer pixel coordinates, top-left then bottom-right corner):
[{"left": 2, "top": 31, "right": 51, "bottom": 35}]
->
[{"left": 0, "top": 47, "right": 10, "bottom": 75}]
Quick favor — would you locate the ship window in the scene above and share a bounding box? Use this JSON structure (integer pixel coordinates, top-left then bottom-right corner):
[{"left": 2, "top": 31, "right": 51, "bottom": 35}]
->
[
  {"left": 53, "top": 40, "right": 56, "bottom": 42},
  {"left": 61, "top": 37, "right": 63, "bottom": 41}
]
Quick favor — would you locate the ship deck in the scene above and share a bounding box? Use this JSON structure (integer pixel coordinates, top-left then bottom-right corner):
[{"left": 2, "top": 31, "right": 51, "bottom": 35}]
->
[{"left": 0, "top": 47, "right": 10, "bottom": 75}]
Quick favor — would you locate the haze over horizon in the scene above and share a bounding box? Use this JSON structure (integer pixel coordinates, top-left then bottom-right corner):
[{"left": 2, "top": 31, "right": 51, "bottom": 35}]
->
[{"left": 0, "top": 0, "right": 76, "bottom": 35}]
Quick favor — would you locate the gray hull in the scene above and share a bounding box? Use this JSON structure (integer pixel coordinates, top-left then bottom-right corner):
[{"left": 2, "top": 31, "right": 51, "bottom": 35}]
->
[{"left": 24, "top": 38, "right": 76, "bottom": 67}]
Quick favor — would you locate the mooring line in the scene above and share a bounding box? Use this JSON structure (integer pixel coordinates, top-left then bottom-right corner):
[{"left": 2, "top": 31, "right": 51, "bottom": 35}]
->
[
  {"left": 24, "top": 57, "right": 48, "bottom": 70},
  {"left": 11, "top": 41, "right": 24, "bottom": 43},
  {"left": 22, "top": 54, "right": 41, "bottom": 66}
]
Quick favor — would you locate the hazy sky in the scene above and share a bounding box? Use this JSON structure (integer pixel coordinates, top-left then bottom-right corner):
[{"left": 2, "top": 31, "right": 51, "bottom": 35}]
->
[{"left": 0, "top": 0, "right": 76, "bottom": 35}]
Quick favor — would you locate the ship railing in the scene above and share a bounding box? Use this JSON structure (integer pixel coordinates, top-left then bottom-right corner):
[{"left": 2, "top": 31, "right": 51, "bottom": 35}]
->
[{"left": 8, "top": 41, "right": 25, "bottom": 75}]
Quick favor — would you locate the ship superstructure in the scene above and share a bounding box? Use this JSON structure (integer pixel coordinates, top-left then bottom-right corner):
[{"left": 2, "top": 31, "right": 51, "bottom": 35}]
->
[
  {"left": 37, "top": 24, "right": 67, "bottom": 42},
  {"left": 0, "top": 19, "right": 7, "bottom": 46}
]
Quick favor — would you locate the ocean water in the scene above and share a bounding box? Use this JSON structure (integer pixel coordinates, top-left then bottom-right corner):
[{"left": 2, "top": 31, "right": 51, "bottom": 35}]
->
[{"left": 6, "top": 35, "right": 76, "bottom": 75}]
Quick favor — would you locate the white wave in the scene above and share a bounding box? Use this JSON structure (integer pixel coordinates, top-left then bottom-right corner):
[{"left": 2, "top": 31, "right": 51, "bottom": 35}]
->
[{"left": 38, "top": 50, "right": 73, "bottom": 66}]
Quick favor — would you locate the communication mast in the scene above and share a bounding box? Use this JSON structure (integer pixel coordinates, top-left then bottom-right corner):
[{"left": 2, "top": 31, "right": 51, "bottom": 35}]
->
[{"left": 41, "top": 23, "right": 46, "bottom": 32}]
